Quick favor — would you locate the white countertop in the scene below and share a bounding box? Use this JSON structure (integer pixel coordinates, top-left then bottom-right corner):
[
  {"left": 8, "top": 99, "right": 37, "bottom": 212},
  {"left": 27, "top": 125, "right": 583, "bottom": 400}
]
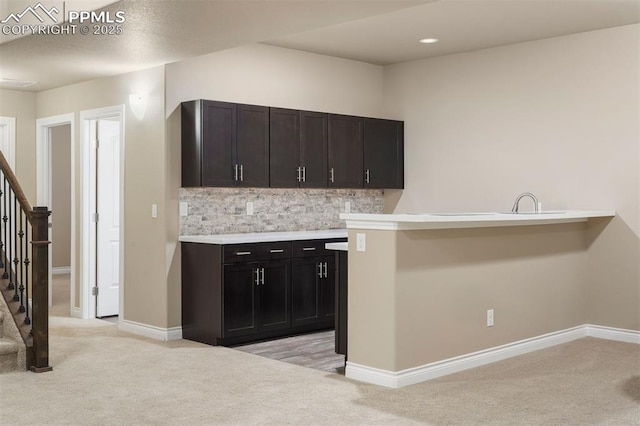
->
[
  {"left": 325, "top": 242, "right": 348, "bottom": 251},
  {"left": 340, "top": 210, "right": 615, "bottom": 231},
  {"left": 179, "top": 229, "right": 347, "bottom": 245}
]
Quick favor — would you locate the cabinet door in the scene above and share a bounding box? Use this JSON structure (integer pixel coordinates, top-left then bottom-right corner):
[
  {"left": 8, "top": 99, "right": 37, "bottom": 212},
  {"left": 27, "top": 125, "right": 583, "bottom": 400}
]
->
[
  {"left": 223, "top": 263, "right": 258, "bottom": 337},
  {"left": 319, "top": 255, "right": 336, "bottom": 321},
  {"left": 364, "top": 118, "right": 404, "bottom": 189},
  {"left": 259, "top": 260, "right": 291, "bottom": 332},
  {"left": 269, "top": 108, "right": 300, "bottom": 188},
  {"left": 181, "top": 101, "right": 202, "bottom": 187},
  {"left": 291, "top": 257, "right": 321, "bottom": 327},
  {"left": 237, "top": 104, "right": 269, "bottom": 187},
  {"left": 202, "top": 101, "right": 237, "bottom": 187},
  {"left": 328, "top": 114, "right": 363, "bottom": 188},
  {"left": 300, "top": 111, "right": 328, "bottom": 188}
]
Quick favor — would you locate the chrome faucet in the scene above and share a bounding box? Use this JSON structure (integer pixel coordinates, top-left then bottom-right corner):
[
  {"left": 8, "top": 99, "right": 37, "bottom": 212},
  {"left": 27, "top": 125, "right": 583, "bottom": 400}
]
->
[{"left": 511, "top": 192, "right": 540, "bottom": 213}]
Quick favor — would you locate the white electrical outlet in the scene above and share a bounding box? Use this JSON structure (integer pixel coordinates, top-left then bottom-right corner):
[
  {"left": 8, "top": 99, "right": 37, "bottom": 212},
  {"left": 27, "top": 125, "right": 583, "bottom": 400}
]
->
[
  {"left": 246, "top": 201, "right": 254, "bottom": 216},
  {"left": 487, "top": 309, "right": 494, "bottom": 327},
  {"left": 151, "top": 204, "right": 158, "bottom": 218},
  {"left": 179, "top": 202, "right": 188, "bottom": 217},
  {"left": 356, "top": 233, "right": 366, "bottom": 252},
  {"left": 345, "top": 201, "right": 351, "bottom": 213}
]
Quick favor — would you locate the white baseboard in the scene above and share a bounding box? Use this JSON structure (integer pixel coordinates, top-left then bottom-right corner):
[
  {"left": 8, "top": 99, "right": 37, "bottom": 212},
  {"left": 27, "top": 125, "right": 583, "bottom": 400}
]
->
[
  {"left": 586, "top": 324, "right": 640, "bottom": 344},
  {"left": 71, "top": 307, "right": 83, "bottom": 319},
  {"left": 346, "top": 324, "right": 639, "bottom": 388},
  {"left": 120, "top": 319, "right": 182, "bottom": 341},
  {"left": 52, "top": 266, "right": 71, "bottom": 275}
]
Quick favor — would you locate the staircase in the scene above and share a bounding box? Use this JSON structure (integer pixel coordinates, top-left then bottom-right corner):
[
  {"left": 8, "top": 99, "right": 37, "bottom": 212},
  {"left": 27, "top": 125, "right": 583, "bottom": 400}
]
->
[
  {"left": 0, "top": 149, "right": 51, "bottom": 373},
  {"left": 0, "top": 294, "right": 25, "bottom": 373}
]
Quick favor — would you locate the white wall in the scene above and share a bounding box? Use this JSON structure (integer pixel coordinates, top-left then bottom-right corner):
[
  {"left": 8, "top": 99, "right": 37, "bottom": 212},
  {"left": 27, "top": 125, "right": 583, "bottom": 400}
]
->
[
  {"left": 383, "top": 24, "right": 640, "bottom": 330},
  {"left": 37, "top": 67, "right": 168, "bottom": 325},
  {"left": 165, "top": 43, "right": 385, "bottom": 117},
  {"left": 0, "top": 89, "right": 37, "bottom": 202},
  {"left": 50, "top": 124, "right": 72, "bottom": 268}
]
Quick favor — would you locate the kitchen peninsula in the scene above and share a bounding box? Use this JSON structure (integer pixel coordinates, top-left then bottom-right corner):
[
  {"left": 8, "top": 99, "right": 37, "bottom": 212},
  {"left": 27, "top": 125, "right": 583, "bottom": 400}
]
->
[{"left": 339, "top": 210, "right": 615, "bottom": 388}]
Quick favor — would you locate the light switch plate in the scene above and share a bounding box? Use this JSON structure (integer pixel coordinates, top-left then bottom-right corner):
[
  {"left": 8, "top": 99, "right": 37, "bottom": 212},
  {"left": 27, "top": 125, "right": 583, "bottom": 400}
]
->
[
  {"left": 247, "top": 201, "right": 254, "bottom": 216},
  {"left": 345, "top": 201, "right": 351, "bottom": 213},
  {"left": 151, "top": 204, "right": 158, "bottom": 218},
  {"left": 356, "top": 233, "right": 366, "bottom": 252},
  {"left": 179, "top": 202, "right": 188, "bottom": 217}
]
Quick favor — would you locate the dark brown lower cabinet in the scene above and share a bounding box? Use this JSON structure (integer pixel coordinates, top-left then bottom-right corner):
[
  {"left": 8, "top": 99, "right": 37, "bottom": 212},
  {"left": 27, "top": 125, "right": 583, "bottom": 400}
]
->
[
  {"left": 223, "top": 260, "right": 290, "bottom": 338},
  {"left": 182, "top": 238, "right": 345, "bottom": 347},
  {"left": 334, "top": 250, "right": 348, "bottom": 357},
  {"left": 291, "top": 255, "right": 335, "bottom": 328}
]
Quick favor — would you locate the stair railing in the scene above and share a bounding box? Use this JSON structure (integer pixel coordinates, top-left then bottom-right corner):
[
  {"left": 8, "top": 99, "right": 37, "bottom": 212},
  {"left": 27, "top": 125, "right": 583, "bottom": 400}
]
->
[{"left": 0, "top": 149, "right": 51, "bottom": 372}]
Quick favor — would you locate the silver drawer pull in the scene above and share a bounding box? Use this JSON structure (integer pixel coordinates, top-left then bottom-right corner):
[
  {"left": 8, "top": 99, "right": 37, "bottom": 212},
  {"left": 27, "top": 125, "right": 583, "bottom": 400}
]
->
[
  {"left": 270, "top": 249, "right": 284, "bottom": 253},
  {"left": 236, "top": 251, "right": 251, "bottom": 256},
  {"left": 302, "top": 247, "right": 316, "bottom": 251}
]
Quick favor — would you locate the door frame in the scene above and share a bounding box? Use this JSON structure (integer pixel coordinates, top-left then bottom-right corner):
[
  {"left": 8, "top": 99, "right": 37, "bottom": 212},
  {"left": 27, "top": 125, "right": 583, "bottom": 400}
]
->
[
  {"left": 79, "top": 105, "right": 125, "bottom": 320},
  {"left": 0, "top": 116, "right": 16, "bottom": 169},
  {"left": 36, "top": 113, "right": 75, "bottom": 313}
]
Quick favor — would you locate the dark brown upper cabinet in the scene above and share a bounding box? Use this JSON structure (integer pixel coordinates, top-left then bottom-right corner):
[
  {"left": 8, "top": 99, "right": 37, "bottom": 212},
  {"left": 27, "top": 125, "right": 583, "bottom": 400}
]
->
[
  {"left": 363, "top": 118, "right": 404, "bottom": 189},
  {"left": 182, "top": 99, "right": 403, "bottom": 189},
  {"left": 270, "top": 108, "right": 327, "bottom": 188},
  {"left": 181, "top": 100, "right": 269, "bottom": 187},
  {"left": 327, "top": 114, "right": 364, "bottom": 188},
  {"left": 269, "top": 108, "right": 300, "bottom": 188}
]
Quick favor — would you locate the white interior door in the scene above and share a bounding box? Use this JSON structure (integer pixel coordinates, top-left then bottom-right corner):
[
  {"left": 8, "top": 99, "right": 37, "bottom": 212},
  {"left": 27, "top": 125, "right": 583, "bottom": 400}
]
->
[{"left": 95, "top": 119, "right": 120, "bottom": 317}]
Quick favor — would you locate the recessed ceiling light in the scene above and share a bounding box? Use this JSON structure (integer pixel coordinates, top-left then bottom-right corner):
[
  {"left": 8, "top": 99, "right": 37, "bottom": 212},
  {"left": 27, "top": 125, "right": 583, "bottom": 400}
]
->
[{"left": 419, "top": 38, "right": 439, "bottom": 44}]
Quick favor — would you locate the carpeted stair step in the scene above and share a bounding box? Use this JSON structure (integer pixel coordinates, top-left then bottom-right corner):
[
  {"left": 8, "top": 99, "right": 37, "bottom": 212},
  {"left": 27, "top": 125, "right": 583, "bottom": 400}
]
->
[
  {"left": 0, "top": 310, "right": 20, "bottom": 373},
  {"left": 0, "top": 299, "right": 25, "bottom": 373},
  {"left": 0, "top": 337, "right": 19, "bottom": 373}
]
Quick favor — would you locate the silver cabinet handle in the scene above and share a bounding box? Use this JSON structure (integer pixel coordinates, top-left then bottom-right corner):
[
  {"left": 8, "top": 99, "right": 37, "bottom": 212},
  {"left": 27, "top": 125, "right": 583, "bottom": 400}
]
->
[
  {"left": 318, "top": 263, "right": 323, "bottom": 278},
  {"left": 255, "top": 268, "right": 260, "bottom": 286},
  {"left": 239, "top": 164, "right": 244, "bottom": 181},
  {"left": 260, "top": 268, "right": 265, "bottom": 285},
  {"left": 236, "top": 251, "right": 251, "bottom": 256},
  {"left": 324, "top": 262, "right": 328, "bottom": 278},
  {"left": 365, "top": 169, "right": 370, "bottom": 184},
  {"left": 297, "top": 166, "right": 301, "bottom": 182},
  {"left": 302, "top": 247, "right": 316, "bottom": 251},
  {"left": 270, "top": 249, "right": 284, "bottom": 253},
  {"left": 329, "top": 168, "right": 335, "bottom": 183},
  {"left": 302, "top": 166, "right": 306, "bottom": 182},
  {"left": 234, "top": 164, "right": 239, "bottom": 181}
]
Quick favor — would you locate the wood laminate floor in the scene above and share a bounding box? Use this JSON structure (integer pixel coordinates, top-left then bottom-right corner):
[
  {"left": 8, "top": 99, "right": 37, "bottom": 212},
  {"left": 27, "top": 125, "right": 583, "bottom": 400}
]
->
[{"left": 233, "top": 330, "right": 346, "bottom": 374}]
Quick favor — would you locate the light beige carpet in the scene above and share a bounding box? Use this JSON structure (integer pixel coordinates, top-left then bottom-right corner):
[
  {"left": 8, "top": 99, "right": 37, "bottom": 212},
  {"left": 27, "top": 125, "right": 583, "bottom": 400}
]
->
[{"left": 1, "top": 276, "right": 638, "bottom": 425}]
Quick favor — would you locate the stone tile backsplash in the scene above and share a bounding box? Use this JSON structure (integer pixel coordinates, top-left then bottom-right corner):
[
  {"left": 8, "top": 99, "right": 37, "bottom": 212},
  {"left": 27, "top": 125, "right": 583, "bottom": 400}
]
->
[{"left": 179, "top": 187, "right": 384, "bottom": 235}]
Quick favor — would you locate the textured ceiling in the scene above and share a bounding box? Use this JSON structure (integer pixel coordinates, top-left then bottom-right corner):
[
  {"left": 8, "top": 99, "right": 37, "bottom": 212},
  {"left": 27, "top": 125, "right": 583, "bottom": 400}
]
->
[
  {"left": 0, "top": 0, "right": 429, "bottom": 91},
  {"left": 265, "top": 0, "right": 640, "bottom": 65},
  {"left": 0, "top": 0, "right": 638, "bottom": 92}
]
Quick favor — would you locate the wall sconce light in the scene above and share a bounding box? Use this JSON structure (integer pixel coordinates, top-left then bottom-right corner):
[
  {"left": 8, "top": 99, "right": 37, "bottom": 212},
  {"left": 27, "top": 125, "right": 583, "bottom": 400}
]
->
[{"left": 129, "top": 93, "right": 147, "bottom": 120}]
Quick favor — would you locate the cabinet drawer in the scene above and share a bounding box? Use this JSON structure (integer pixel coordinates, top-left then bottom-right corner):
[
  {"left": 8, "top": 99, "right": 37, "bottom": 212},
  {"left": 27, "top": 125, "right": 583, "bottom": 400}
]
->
[
  {"left": 224, "top": 244, "right": 261, "bottom": 263},
  {"left": 292, "top": 239, "right": 345, "bottom": 258},
  {"left": 223, "top": 242, "right": 291, "bottom": 263},
  {"left": 261, "top": 242, "right": 292, "bottom": 260}
]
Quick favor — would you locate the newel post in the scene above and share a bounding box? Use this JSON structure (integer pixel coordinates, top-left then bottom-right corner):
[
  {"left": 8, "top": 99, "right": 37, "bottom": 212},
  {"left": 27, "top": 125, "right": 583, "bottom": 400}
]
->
[{"left": 30, "top": 206, "right": 52, "bottom": 372}]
